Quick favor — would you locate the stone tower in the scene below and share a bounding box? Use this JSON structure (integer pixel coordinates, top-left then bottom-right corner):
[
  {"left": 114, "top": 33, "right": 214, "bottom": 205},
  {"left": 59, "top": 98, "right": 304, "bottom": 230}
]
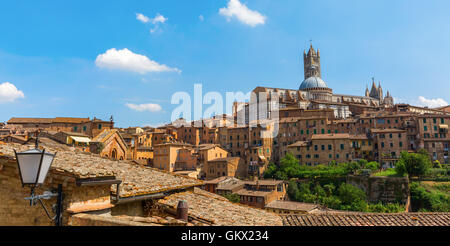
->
[{"left": 303, "top": 44, "right": 321, "bottom": 79}]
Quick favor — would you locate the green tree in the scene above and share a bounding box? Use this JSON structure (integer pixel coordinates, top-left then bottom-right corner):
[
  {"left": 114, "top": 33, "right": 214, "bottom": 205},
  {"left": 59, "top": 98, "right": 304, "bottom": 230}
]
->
[
  {"left": 323, "top": 183, "right": 336, "bottom": 196},
  {"left": 365, "top": 161, "right": 380, "bottom": 172},
  {"left": 223, "top": 193, "right": 240, "bottom": 203},
  {"left": 395, "top": 151, "right": 432, "bottom": 178},
  {"left": 358, "top": 159, "right": 368, "bottom": 167},
  {"left": 313, "top": 183, "right": 326, "bottom": 203},
  {"left": 433, "top": 160, "right": 442, "bottom": 169},
  {"left": 287, "top": 180, "right": 300, "bottom": 201},
  {"left": 280, "top": 153, "right": 300, "bottom": 177},
  {"left": 337, "top": 183, "right": 368, "bottom": 211},
  {"left": 263, "top": 163, "right": 277, "bottom": 179}
]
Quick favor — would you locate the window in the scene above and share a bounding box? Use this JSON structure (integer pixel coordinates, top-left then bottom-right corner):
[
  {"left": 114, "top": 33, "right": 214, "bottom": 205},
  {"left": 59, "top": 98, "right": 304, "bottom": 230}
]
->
[
  {"left": 340, "top": 144, "right": 344, "bottom": 150},
  {"left": 424, "top": 126, "right": 428, "bottom": 131},
  {"left": 423, "top": 118, "right": 427, "bottom": 123},
  {"left": 73, "top": 126, "right": 78, "bottom": 132},
  {"left": 321, "top": 129, "right": 325, "bottom": 134},
  {"left": 98, "top": 124, "right": 102, "bottom": 130},
  {"left": 328, "top": 145, "right": 332, "bottom": 150},
  {"left": 399, "top": 142, "right": 403, "bottom": 147},
  {"left": 314, "top": 145, "right": 318, "bottom": 151},
  {"left": 83, "top": 126, "right": 87, "bottom": 132}
]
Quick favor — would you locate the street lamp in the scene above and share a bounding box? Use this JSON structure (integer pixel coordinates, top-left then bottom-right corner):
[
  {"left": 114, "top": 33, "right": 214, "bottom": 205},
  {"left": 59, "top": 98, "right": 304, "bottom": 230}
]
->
[{"left": 13, "top": 136, "right": 64, "bottom": 226}]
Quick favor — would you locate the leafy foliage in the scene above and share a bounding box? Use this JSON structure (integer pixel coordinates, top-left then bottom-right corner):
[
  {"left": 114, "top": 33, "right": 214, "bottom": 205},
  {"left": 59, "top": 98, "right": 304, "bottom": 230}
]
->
[
  {"left": 410, "top": 182, "right": 450, "bottom": 212},
  {"left": 263, "top": 153, "right": 355, "bottom": 180},
  {"left": 395, "top": 151, "right": 432, "bottom": 178},
  {"left": 287, "top": 180, "right": 405, "bottom": 212},
  {"left": 270, "top": 154, "right": 409, "bottom": 213},
  {"left": 222, "top": 193, "right": 241, "bottom": 203}
]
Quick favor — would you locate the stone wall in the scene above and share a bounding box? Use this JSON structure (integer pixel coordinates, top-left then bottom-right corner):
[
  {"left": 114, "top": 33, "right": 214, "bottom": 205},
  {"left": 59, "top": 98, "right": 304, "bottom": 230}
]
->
[
  {"left": 347, "top": 175, "right": 409, "bottom": 204},
  {"left": 0, "top": 156, "right": 113, "bottom": 226},
  {"left": 0, "top": 157, "right": 76, "bottom": 225}
]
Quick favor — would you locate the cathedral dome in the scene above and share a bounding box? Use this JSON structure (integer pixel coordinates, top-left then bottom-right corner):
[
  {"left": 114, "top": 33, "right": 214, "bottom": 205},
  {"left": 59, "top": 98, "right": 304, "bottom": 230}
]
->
[{"left": 299, "top": 76, "right": 329, "bottom": 90}]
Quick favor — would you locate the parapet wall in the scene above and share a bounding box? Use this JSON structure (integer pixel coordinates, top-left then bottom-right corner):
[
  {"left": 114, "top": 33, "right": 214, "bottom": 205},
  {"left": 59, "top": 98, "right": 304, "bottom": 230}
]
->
[{"left": 347, "top": 175, "right": 409, "bottom": 204}]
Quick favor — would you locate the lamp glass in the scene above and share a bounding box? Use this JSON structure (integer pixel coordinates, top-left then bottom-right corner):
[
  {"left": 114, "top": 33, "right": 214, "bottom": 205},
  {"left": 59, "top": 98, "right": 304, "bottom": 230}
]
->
[
  {"left": 37, "top": 152, "right": 55, "bottom": 184},
  {"left": 16, "top": 149, "right": 55, "bottom": 186}
]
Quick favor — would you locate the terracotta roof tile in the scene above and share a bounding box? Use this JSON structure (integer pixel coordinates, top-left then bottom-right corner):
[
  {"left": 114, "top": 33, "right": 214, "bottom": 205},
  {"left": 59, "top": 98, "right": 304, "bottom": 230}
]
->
[
  {"left": 0, "top": 143, "right": 202, "bottom": 198},
  {"left": 158, "top": 188, "right": 283, "bottom": 226},
  {"left": 282, "top": 213, "right": 450, "bottom": 226}
]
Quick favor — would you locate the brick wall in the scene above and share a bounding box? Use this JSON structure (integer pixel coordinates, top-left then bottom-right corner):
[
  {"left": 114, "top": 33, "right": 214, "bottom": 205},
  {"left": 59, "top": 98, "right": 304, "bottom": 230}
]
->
[
  {"left": 0, "top": 156, "right": 114, "bottom": 226},
  {"left": 347, "top": 175, "right": 409, "bottom": 204}
]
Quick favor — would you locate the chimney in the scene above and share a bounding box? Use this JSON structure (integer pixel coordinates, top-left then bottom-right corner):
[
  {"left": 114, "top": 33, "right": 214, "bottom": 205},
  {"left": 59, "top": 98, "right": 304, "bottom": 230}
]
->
[{"left": 176, "top": 200, "right": 188, "bottom": 222}]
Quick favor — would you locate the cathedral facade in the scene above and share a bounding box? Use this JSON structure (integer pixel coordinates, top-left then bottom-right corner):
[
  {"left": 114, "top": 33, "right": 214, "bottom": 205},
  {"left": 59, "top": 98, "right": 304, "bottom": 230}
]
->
[{"left": 250, "top": 44, "right": 395, "bottom": 120}]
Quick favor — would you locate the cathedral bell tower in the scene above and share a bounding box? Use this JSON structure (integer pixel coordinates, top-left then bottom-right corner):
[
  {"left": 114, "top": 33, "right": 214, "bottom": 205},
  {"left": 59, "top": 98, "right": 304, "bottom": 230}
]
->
[{"left": 303, "top": 44, "right": 321, "bottom": 79}]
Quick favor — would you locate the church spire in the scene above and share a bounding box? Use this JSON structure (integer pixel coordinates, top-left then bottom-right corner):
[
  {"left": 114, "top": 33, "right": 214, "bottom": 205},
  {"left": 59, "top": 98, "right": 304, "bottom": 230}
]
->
[{"left": 303, "top": 42, "right": 321, "bottom": 79}]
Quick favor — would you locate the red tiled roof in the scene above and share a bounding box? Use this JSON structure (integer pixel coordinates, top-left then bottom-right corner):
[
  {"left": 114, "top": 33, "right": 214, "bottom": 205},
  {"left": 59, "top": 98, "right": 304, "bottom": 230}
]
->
[
  {"left": 7, "top": 118, "right": 53, "bottom": 124},
  {"left": 52, "top": 117, "right": 90, "bottom": 123},
  {"left": 282, "top": 213, "right": 450, "bottom": 226}
]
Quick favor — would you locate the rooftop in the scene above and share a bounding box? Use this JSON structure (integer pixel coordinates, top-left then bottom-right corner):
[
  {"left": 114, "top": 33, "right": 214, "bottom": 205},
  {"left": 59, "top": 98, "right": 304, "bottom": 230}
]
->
[
  {"left": 288, "top": 141, "right": 308, "bottom": 148},
  {"left": 245, "top": 179, "right": 284, "bottom": 186},
  {"left": 234, "top": 189, "right": 272, "bottom": 198},
  {"left": 370, "top": 129, "right": 407, "bottom": 133},
  {"left": 311, "top": 133, "right": 351, "bottom": 140},
  {"left": 208, "top": 157, "right": 241, "bottom": 162},
  {"left": 0, "top": 143, "right": 202, "bottom": 198},
  {"left": 7, "top": 117, "right": 91, "bottom": 124},
  {"left": 299, "top": 76, "right": 329, "bottom": 90},
  {"left": 158, "top": 188, "right": 283, "bottom": 226},
  {"left": 282, "top": 213, "right": 450, "bottom": 226},
  {"left": 265, "top": 201, "right": 318, "bottom": 212}
]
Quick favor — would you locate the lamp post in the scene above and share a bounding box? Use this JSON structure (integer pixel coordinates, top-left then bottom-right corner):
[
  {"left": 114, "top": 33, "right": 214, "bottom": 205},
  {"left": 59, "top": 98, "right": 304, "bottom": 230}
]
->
[{"left": 13, "top": 133, "right": 63, "bottom": 226}]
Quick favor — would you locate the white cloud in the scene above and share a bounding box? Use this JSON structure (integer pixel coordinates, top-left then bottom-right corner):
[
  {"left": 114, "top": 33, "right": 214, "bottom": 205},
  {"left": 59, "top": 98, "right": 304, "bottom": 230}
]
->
[
  {"left": 95, "top": 48, "right": 181, "bottom": 74},
  {"left": 219, "top": 0, "right": 266, "bottom": 27},
  {"left": 136, "top": 13, "right": 168, "bottom": 34},
  {"left": 151, "top": 14, "right": 167, "bottom": 24},
  {"left": 0, "top": 82, "right": 25, "bottom": 103},
  {"left": 126, "top": 103, "right": 162, "bottom": 112},
  {"left": 136, "top": 13, "right": 150, "bottom": 23},
  {"left": 417, "top": 96, "right": 448, "bottom": 108},
  {"left": 199, "top": 15, "right": 204, "bottom": 22}
]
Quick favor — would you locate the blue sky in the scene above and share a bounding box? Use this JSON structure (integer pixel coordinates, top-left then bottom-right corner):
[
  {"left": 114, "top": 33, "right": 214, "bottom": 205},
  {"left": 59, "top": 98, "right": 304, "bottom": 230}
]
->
[{"left": 1, "top": 0, "right": 449, "bottom": 127}]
